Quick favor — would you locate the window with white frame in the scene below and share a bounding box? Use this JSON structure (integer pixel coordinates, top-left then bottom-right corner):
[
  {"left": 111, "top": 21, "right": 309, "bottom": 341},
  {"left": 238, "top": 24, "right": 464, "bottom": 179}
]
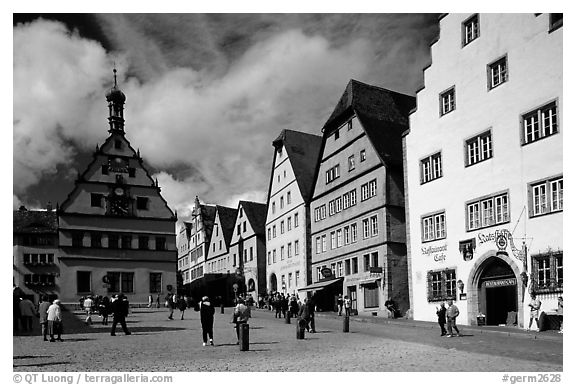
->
[
  {"left": 273, "top": 225, "right": 277, "bottom": 238},
  {"left": 350, "top": 189, "right": 357, "bottom": 206},
  {"left": 370, "top": 215, "right": 378, "bottom": 237},
  {"left": 522, "top": 101, "right": 558, "bottom": 145},
  {"left": 321, "top": 235, "right": 327, "bottom": 252},
  {"left": 467, "top": 192, "right": 509, "bottom": 230},
  {"left": 273, "top": 250, "right": 276, "bottom": 263},
  {"left": 329, "top": 200, "right": 335, "bottom": 216},
  {"left": 440, "top": 87, "right": 455, "bottom": 116},
  {"left": 466, "top": 131, "right": 492, "bottom": 166},
  {"left": 488, "top": 56, "right": 508, "bottom": 89},
  {"left": 280, "top": 221, "right": 285, "bottom": 234},
  {"left": 330, "top": 231, "right": 336, "bottom": 249},
  {"left": 280, "top": 196, "right": 284, "bottom": 209},
  {"left": 294, "top": 240, "right": 299, "bottom": 255},
  {"left": 326, "top": 164, "right": 340, "bottom": 184},
  {"left": 360, "top": 150, "right": 366, "bottom": 162},
  {"left": 267, "top": 228, "right": 271, "bottom": 240},
  {"left": 344, "top": 226, "right": 350, "bottom": 245},
  {"left": 343, "top": 193, "right": 350, "bottom": 209},
  {"left": 422, "top": 212, "right": 446, "bottom": 242},
  {"left": 361, "top": 179, "right": 377, "bottom": 201},
  {"left": 280, "top": 246, "right": 284, "bottom": 260},
  {"left": 287, "top": 217, "right": 292, "bottom": 231},
  {"left": 530, "top": 177, "right": 563, "bottom": 217},
  {"left": 337, "top": 261, "right": 343, "bottom": 277},
  {"left": 336, "top": 229, "right": 343, "bottom": 248},
  {"left": 427, "top": 269, "right": 457, "bottom": 302},
  {"left": 295, "top": 271, "right": 300, "bottom": 286},
  {"left": 462, "top": 14, "right": 479, "bottom": 46},
  {"left": 315, "top": 237, "right": 321, "bottom": 254},
  {"left": 314, "top": 207, "right": 321, "bottom": 222},
  {"left": 351, "top": 223, "right": 357, "bottom": 243},
  {"left": 532, "top": 252, "right": 563, "bottom": 293},
  {"left": 287, "top": 243, "right": 292, "bottom": 258},
  {"left": 362, "top": 218, "right": 370, "bottom": 239},
  {"left": 335, "top": 197, "right": 342, "bottom": 213},
  {"left": 421, "top": 152, "right": 442, "bottom": 183},
  {"left": 287, "top": 191, "right": 291, "bottom": 205},
  {"left": 348, "top": 155, "right": 355, "bottom": 171}
]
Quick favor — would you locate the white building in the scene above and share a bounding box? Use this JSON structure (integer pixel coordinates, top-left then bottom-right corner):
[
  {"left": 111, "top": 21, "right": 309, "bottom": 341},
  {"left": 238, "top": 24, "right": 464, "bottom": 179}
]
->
[
  {"left": 265, "top": 129, "right": 322, "bottom": 296},
  {"left": 404, "top": 14, "right": 563, "bottom": 328}
]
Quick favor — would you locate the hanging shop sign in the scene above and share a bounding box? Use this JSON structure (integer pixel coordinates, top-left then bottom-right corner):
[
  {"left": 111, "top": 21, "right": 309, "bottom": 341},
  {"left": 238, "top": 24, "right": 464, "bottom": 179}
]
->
[
  {"left": 477, "top": 229, "right": 525, "bottom": 261},
  {"left": 421, "top": 243, "right": 447, "bottom": 262}
]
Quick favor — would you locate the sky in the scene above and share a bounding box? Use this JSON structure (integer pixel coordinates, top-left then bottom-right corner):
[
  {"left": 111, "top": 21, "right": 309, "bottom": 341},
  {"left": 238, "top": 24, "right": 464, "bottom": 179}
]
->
[{"left": 13, "top": 13, "right": 440, "bottom": 216}]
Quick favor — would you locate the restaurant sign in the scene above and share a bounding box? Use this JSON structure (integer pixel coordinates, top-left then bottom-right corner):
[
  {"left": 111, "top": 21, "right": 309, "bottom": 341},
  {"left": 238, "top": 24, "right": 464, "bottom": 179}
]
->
[
  {"left": 422, "top": 243, "right": 447, "bottom": 262},
  {"left": 485, "top": 278, "right": 517, "bottom": 288},
  {"left": 477, "top": 229, "right": 525, "bottom": 262}
]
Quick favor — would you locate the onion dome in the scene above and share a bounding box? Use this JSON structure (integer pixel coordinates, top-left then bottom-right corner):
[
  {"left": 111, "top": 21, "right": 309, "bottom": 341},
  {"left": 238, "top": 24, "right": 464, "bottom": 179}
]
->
[{"left": 106, "top": 68, "right": 126, "bottom": 103}]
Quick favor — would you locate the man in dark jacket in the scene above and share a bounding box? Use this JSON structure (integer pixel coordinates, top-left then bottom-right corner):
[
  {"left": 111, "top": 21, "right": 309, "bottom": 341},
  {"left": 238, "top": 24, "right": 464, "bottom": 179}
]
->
[
  {"left": 308, "top": 294, "right": 316, "bottom": 333},
  {"left": 436, "top": 302, "right": 447, "bottom": 336},
  {"left": 298, "top": 298, "right": 311, "bottom": 332},
  {"left": 199, "top": 296, "right": 215, "bottom": 346},
  {"left": 111, "top": 294, "right": 131, "bottom": 336}
]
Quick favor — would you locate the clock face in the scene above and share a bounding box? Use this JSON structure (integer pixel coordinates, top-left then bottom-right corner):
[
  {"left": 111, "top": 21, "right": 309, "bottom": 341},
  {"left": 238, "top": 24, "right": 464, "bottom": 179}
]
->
[
  {"left": 114, "top": 187, "right": 125, "bottom": 196},
  {"left": 110, "top": 197, "right": 129, "bottom": 216}
]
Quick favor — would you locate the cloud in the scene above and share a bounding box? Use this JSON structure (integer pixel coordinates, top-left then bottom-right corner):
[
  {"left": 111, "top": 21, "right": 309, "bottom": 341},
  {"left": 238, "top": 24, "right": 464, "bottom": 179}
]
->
[{"left": 14, "top": 15, "right": 437, "bottom": 212}]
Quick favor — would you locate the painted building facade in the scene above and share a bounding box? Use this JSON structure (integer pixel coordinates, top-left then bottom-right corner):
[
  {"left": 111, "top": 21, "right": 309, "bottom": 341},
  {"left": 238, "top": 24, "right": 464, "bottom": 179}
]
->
[
  {"left": 404, "top": 14, "right": 563, "bottom": 327},
  {"left": 309, "top": 80, "right": 414, "bottom": 314},
  {"left": 57, "top": 71, "right": 177, "bottom": 304}
]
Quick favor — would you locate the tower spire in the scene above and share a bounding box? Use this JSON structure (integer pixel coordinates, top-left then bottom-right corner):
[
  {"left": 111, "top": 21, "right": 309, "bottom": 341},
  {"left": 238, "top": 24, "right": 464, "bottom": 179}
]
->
[{"left": 106, "top": 67, "right": 126, "bottom": 134}]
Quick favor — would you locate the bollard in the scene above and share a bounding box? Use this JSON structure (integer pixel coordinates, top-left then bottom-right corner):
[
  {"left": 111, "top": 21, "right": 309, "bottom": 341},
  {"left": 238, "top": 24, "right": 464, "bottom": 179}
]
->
[
  {"left": 239, "top": 323, "right": 250, "bottom": 351},
  {"left": 296, "top": 319, "right": 305, "bottom": 339},
  {"left": 285, "top": 312, "right": 291, "bottom": 324},
  {"left": 343, "top": 315, "right": 349, "bottom": 333},
  {"left": 221, "top": 304, "right": 225, "bottom": 314}
]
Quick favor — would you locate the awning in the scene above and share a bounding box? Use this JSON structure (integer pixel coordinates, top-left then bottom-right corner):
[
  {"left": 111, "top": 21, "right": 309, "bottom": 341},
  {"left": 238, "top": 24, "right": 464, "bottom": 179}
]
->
[
  {"left": 298, "top": 277, "right": 343, "bottom": 292},
  {"left": 359, "top": 279, "right": 380, "bottom": 286}
]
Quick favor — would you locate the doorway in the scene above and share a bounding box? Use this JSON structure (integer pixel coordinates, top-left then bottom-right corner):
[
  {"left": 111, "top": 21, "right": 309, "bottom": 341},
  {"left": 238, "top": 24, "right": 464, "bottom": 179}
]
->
[
  {"left": 269, "top": 274, "right": 277, "bottom": 293},
  {"left": 479, "top": 257, "right": 518, "bottom": 326}
]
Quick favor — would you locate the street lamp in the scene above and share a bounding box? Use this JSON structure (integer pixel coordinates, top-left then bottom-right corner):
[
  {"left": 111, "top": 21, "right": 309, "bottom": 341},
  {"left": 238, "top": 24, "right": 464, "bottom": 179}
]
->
[{"left": 457, "top": 279, "right": 465, "bottom": 294}]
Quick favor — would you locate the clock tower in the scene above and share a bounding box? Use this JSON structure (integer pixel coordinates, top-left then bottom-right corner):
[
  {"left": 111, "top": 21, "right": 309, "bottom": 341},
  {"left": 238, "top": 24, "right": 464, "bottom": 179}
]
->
[{"left": 56, "top": 69, "right": 177, "bottom": 304}]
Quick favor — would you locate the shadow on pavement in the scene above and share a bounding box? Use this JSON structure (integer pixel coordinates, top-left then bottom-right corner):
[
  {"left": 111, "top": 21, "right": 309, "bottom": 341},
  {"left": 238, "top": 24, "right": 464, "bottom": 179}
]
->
[
  {"left": 14, "top": 361, "right": 72, "bottom": 368},
  {"left": 251, "top": 341, "right": 279, "bottom": 345},
  {"left": 14, "top": 355, "right": 51, "bottom": 359}
]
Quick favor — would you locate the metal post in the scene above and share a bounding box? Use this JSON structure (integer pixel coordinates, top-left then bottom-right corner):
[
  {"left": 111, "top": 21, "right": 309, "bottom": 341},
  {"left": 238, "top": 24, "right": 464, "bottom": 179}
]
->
[
  {"left": 239, "top": 323, "right": 249, "bottom": 351},
  {"left": 285, "top": 311, "right": 291, "bottom": 324},
  {"left": 343, "top": 315, "right": 349, "bottom": 333},
  {"left": 296, "top": 319, "right": 305, "bottom": 339}
]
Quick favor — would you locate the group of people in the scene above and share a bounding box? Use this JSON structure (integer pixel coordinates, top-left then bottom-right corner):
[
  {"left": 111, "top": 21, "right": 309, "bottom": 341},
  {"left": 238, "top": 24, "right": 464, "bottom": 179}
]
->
[
  {"left": 527, "top": 293, "right": 564, "bottom": 334},
  {"left": 15, "top": 295, "right": 64, "bottom": 342},
  {"left": 436, "top": 300, "right": 462, "bottom": 337}
]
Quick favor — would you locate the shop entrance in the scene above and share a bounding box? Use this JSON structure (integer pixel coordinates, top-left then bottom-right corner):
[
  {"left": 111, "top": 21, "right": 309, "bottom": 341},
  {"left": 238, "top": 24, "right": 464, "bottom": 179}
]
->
[{"left": 479, "top": 257, "right": 518, "bottom": 326}]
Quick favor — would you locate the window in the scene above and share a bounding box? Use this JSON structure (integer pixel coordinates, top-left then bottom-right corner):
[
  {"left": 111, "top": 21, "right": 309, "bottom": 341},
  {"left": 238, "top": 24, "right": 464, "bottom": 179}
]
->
[
  {"left": 280, "top": 221, "right": 285, "bottom": 234},
  {"left": 530, "top": 177, "right": 563, "bottom": 217},
  {"left": 286, "top": 217, "right": 292, "bottom": 232},
  {"left": 335, "top": 197, "right": 342, "bottom": 213},
  {"left": 532, "top": 252, "right": 563, "bottom": 293},
  {"left": 422, "top": 212, "right": 446, "bottom": 242},
  {"left": 337, "top": 261, "right": 343, "bottom": 277},
  {"left": 330, "top": 232, "right": 336, "bottom": 249},
  {"left": 268, "top": 228, "right": 271, "bottom": 240},
  {"left": 348, "top": 155, "right": 355, "bottom": 171},
  {"left": 363, "top": 219, "right": 370, "bottom": 239},
  {"left": 351, "top": 223, "right": 358, "bottom": 243},
  {"left": 273, "top": 226, "right": 276, "bottom": 238},
  {"left": 467, "top": 193, "right": 509, "bottom": 230},
  {"left": 314, "top": 208, "right": 322, "bottom": 222},
  {"left": 466, "top": 131, "right": 493, "bottom": 166},
  {"left": 244, "top": 249, "right": 248, "bottom": 262},
  {"left": 321, "top": 235, "right": 327, "bottom": 252},
  {"left": 287, "top": 243, "right": 292, "bottom": 258},
  {"left": 336, "top": 229, "right": 343, "bottom": 248},
  {"left": 344, "top": 226, "right": 350, "bottom": 245},
  {"left": 138, "top": 236, "right": 149, "bottom": 250},
  {"left": 137, "top": 197, "right": 149, "bottom": 210},
  {"left": 370, "top": 215, "right": 378, "bottom": 237},
  {"left": 239, "top": 208, "right": 243, "bottom": 218},
  {"left": 77, "top": 271, "right": 91, "bottom": 293},
  {"left": 326, "top": 164, "right": 340, "bottom": 184},
  {"left": 350, "top": 189, "right": 357, "bottom": 206},
  {"left": 250, "top": 247, "right": 254, "bottom": 261},
  {"left": 364, "top": 254, "right": 370, "bottom": 272},
  {"left": 128, "top": 168, "right": 136, "bottom": 178},
  {"left": 121, "top": 235, "right": 132, "bottom": 249},
  {"left": 364, "top": 283, "right": 379, "bottom": 308},
  {"left": 462, "top": 14, "right": 479, "bottom": 46},
  {"left": 360, "top": 150, "right": 366, "bottom": 162},
  {"left": 329, "top": 200, "right": 335, "bottom": 216},
  {"left": 488, "top": 56, "right": 508, "bottom": 89},
  {"left": 272, "top": 202, "right": 276, "bottom": 214},
  {"left": 522, "top": 101, "right": 558, "bottom": 144},
  {"left": 280, "top": 196, "right": 284, "bottom": 209},
  {"left": 268, "top": 252, "right": 271, "bottom": 265},
  {"left": 351, "top": 257, "right": 358, "bottom": 274},
  {"left": 295, "top": 271, "right": 300, "bottom": 286},
  {"left": 273, "top": 250, "right": 276, "bottom": 263},
  {"left": 294, "top": 240, "right": 299, "bottom": 255},
  {"left": 107, "top": 272, "right": 134, "bottom": 293},
  {"left": 440, "top": 87, "right": 455, "bottom": 116},
  {"left": 361, "top": 179, "right": 377, "bottom": 201},
  {"left": 421, "top": 152, "right": 442, "bottom": 183},
  {"left": 315, "top": 237, "right": 321, "bottom": 254},
  {"left": 242, "top": 222, "right": 246, "bottom": 233},
  {"left": 334, "top": 129, "right": 340, "bottom": 140},
  {"left": 287, "top": 191, "right": 291, "bottom": 205},
  {"left": 371, "top": 252, "right": 379, "bottom": 268},
  {"left": 72, "top": 231, "right": 84, "bottom": 248},
  {"left": 156, "top": 237, "right": 166, "bottom": 251},
  {"left": 294, "top": 212, "right": 299, "bottom": 227},
  {"left": 108, "top": 234, "right": 119, "bottom": 249},
  {"left": 288, "top": 273, "right": 292, "bottom": 289},
  {"left": 150, "top": 273, "right": 162, "bottom": 293},
  {"left": 427, "top": 269, "right": 457, "bottom": 301},
  {"left": 345, "top": 259, "right": 351, "bottom": 275},
  {"left": 343, "top": 193, "right": 350, "bottom": 209},
  {"left": 91, "top": 193, "right": 103, "bottom": 207},
  {"left": 91, "top": 232, "right": 102, "bottom": 248}
]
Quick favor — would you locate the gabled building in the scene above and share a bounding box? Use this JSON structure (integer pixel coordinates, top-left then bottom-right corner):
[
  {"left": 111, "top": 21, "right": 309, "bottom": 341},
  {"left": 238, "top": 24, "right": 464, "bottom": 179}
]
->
[
  {"left": 13, "top": 205, "right": 60, "bottom": 303},
  {"left": 228, "top": 201, "right": 267, "bottom": 300},
  {"left": 179, "top": 196, "right": 216, "bottom": 298},
  {"left": 265, "top": 129, "right": 322, "bottom": 296},
  {"left": 405, "top": 14, "right": 563, "bottom": 327},
  {"left": 308, "top": 79, "right": 414, "bottom": 314},
  {"left": 57, "top": 70, "right": 177, "bottom": 303}
]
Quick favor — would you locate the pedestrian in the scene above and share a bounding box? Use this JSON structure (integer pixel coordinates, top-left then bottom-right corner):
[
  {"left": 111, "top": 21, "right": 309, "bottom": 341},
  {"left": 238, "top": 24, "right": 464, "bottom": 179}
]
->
[
  {"left": 298, "top": 298, "right": 311, "bottom": 332},
  {"left": 344, "top": 295, "right": 352, "bottom": 316},
  {"left": 445, "top": 299, "right": 461, "bottom": 337},
  {"left": 199, "top": 296, "right": 215, "bottom": 346},
  {"left": 436, "top": 302, "right": 447, "bottom": 336},
  {"left": 289, "top": 296, "right": 299, "bottom": 318},
  {"left": 177, "top": 296, "right": 187, "bottom": 320},
  {"left": 308, "top": 294, "right": 316, "bottom": 333},
  {"left": 38, "top": 295, "right": 50, "bottom": 341},
  {"left": 274, "top": 295, "right": 282, "bottom": 318},
  {"left": 156, "top": 294, "right": 160, "bottom": 308},
  {"left": 19, "top": 297, "right": 37, "bottom": 333},
  {"left": 337, "top": 294, "right": 343, "bottom": 316},
  {"left": 110, "top": 293, "right": 131, "bottom": 336},
  {"left": 165, "top": 292, "right": 175, "bottom": 320},
  {"left": 99, "top": 296, "right": 110, "bottom": 325},
  {"left": 527, "top": 293, "right": 541, "bottom": 332},
  {"left": 281, "top": 294, "right": 289, "bottom": 318},
  {"left": 47, "top": 299, "right": 63, "bottom": 342},
  {"left": 557, "top": 296, "right": 563, "bottom": 334},
  {"left": 83, "top": 295, "right": 94, "bottom": 324},
  {"left": 232, "top": 298, "right": 250, "bottom": 344},
  {"left": 148, "top": 295, "right": 153, "bottom": 308}
]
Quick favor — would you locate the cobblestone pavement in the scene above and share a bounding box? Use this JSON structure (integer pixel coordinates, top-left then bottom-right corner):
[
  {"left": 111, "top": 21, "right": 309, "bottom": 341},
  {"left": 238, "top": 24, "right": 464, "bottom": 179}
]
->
[{"left": 13, "top": 308, "right": 562, "bottom": 372}]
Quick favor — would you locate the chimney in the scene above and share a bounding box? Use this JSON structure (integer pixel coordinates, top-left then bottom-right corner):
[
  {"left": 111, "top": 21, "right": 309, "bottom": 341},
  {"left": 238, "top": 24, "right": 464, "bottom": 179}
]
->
[{"left": 46, "top": 202, "right": 53, "bottom": 212}]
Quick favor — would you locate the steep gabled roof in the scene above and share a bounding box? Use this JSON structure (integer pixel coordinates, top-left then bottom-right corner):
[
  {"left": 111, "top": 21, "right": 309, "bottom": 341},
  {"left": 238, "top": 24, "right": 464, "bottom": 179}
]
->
[
  {"left": 271, "top": 129, "right": 323, "bottom": 203},
  {"left": 200, "top": 204, "right": 217, "bottom": 245},
  {"left": 215, "top": 205, "right": 238, "bottom": 247},
  {"left": 13, "top": 210, "right": 58, "bottom": 234},
  {"left": 239, "top": 201, "right": 267, "bottom": 236},
  {"left": 322, "top": 79, "right": 415, "bottom": 169}
]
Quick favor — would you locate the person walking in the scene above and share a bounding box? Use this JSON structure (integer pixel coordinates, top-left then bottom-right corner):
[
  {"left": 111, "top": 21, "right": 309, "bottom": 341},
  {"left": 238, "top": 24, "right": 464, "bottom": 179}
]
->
[
  {"left": 436, "top": 302, "right": 447, "bottom": 336},
  {"left": 445, "top": 300, "right": 461, "bottom": 337},
  {"left": 344, "top": 295, "right": 352, "bottom": 316},
  {"left": 38, "top": 296, "right": 50, "bottom": 341},
  {"left": 199, "top": 296, "right": 215, "bottom": 346},
  {"left": 148, "top": 295, "right": 153, "bottom": 308},
  {"left": 308, "top": 295, "right": 316, "bottom": 333},
  {"left": 232, "top": 298, "right": 250, "bottom": 344},
  {"left": 527, "top": 293, "right": 541, "bottom": 331},
  {"left": 156, "top": 294, "right": 161, "bottom": 308},
  {"left": 47, "top": 299, "right": 63, "bottom": 342},
  {"left": 274, "top": 295, "right": 282, "bottom": 318},
  {"left": 99, "top": 296, "right": 110, "bottom": 325},
  {"left": 19, "top": 297, "right": 37, "bottom": 333},
  {"left": 337, "top": 294, "right": 343, "bottom": 316},
  {"left": 289, "top": 296, "right": 299, "bottom": 318},
  {"left": 83, "top": 295, "right": 94, "bottom": 324},
  {"left": 298, "top": 298, "right": 311, "bottom": 332},
  {"left": 557, "top": 296, "right": 563, "bottom": 334},
  {"left": 165, "top": 292, "right": 175, "bottom": 320},
  {"left": 110, "top": 293, "right": 131, "bottom": 336},
  {"left": 177, "top": 296, "right": 187, "bottom": 320},
  {"left": 281, "top": 294, "right": 289, "bottom": 318}
]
